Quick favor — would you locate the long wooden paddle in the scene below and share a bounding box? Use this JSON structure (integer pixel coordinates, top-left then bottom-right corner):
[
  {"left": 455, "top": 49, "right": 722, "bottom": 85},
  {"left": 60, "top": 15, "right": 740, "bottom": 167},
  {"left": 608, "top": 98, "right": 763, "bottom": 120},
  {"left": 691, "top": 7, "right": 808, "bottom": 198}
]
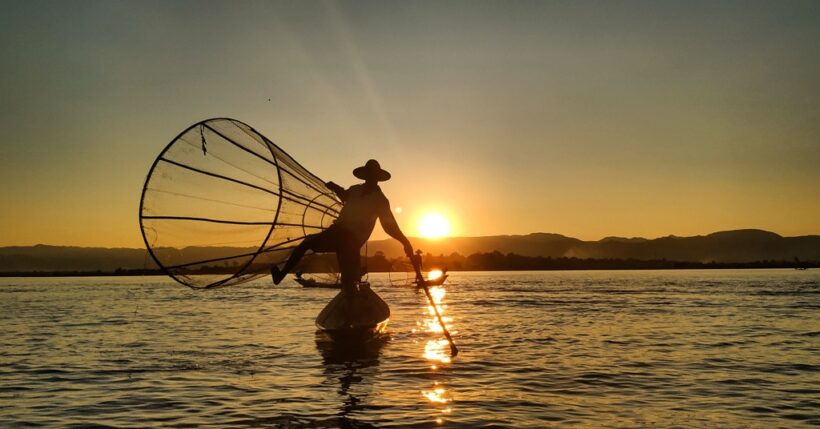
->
[{"left": 411, "top": 253, "right": 459, "bottom": 357}]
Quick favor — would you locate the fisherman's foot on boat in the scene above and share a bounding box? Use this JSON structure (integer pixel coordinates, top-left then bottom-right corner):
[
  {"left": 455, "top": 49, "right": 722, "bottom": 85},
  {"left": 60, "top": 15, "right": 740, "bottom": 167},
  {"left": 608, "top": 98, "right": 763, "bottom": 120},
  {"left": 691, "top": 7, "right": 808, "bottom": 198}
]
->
[{"left": 271, "top": 266, "right": 286, "bottom": 285}]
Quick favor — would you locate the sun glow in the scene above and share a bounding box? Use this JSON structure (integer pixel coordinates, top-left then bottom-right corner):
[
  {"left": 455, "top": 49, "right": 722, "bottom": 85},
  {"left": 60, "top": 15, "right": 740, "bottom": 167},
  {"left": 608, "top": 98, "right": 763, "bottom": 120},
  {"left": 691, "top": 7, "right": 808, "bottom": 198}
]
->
[{"left": 418, "top": 213, "right": 451, "bottom": 239}]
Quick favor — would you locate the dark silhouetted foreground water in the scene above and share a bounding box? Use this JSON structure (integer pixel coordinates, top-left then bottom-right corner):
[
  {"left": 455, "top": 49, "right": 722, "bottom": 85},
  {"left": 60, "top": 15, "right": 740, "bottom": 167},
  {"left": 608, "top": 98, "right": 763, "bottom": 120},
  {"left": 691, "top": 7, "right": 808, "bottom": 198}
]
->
[{"left": 1, "top": 270, "right": 818, "bottom": 428}]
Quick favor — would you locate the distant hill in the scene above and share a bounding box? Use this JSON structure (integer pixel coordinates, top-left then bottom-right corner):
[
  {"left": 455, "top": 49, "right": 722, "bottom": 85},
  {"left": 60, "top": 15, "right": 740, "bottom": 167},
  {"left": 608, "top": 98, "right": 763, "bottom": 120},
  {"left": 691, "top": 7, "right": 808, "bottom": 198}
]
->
[
  {"left": 367, "top": 229, "right": 820, "bottom": 262},
  {"left": 0, "top": 245, "right": 157, "bottom": 272},
  {"left": 1, "top": 229, "right": 818, "bottom": 273}
]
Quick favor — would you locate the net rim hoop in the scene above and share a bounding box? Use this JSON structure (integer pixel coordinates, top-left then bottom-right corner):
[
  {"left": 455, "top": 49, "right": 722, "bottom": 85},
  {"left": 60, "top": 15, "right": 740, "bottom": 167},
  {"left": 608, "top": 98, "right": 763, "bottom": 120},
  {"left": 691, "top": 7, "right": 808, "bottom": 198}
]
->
[
  {"left": 194, "top": 120, "right": 283, "bottom": 289},
  {"left": 138, "top": 117, "right": 313, "bottom": 289}
]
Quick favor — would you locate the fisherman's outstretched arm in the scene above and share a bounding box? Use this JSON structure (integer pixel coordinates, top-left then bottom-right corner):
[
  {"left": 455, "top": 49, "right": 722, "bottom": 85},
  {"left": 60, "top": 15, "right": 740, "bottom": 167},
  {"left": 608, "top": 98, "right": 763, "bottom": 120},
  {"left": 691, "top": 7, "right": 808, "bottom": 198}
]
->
[
  {"left": 378, "top": 199, "right": 414, "bottom": 257},
  {"left": 325, "top": 181, "right": 348, "bottom": 202}
]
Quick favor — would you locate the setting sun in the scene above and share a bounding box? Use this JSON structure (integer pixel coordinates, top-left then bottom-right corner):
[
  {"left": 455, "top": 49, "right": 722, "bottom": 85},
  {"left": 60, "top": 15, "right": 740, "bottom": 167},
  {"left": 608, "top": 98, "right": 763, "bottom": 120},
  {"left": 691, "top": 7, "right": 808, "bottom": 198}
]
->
[{"left": 418, "top": 213, "right": 451, "bottom": 239}]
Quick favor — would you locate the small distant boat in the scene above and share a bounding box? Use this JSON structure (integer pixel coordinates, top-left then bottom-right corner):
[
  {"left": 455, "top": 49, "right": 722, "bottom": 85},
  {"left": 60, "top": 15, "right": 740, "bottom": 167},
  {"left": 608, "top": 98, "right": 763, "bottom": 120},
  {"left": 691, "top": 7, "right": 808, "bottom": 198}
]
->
[
  {"left": 316, "top": 284, "right": 390, "bottom": 341},
  {"left": 415, "top": 268, "right": 449, "bottom": 287},
  {"left": 410, "top": 250, "right": 449, "bottom": 287},
  {"left": 295, "top": 277, "right": 341, "bottom": 288},
  {"left": 293, "top": 272, "right": 370, "bottom": 289},
  {"left": 390, "top": 252, "right": 450, "bottom": 287},
  {"left": 793, "top": 258, "right": 810, "bottom": 270}
]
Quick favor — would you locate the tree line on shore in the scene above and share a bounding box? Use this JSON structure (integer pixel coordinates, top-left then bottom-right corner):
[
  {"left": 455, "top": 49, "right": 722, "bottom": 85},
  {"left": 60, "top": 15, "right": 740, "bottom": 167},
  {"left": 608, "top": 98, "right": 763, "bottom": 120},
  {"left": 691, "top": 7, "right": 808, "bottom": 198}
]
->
[
  {"left": 354, "top": 251, "right": 818, "bottom": 272},
  {"left": 2, "top": 250, "right": 816, "bottom": 277}
]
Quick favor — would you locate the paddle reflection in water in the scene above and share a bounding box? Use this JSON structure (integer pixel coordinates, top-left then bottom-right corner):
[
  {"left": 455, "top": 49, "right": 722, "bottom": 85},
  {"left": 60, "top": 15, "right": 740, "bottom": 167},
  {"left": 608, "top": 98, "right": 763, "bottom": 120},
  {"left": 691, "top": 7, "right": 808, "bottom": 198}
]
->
[
  {"left": 315, "top": 332, "right": 390, "bottom": 428},
  {"left": 416, "top": 285, "right": 456, "bottom": 423}
]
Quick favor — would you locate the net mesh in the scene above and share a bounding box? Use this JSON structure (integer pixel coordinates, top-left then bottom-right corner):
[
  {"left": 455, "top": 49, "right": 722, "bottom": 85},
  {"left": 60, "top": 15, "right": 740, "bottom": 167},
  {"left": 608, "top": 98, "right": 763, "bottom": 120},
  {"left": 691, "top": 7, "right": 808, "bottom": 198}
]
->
[{"left": 139, "top": 118, "right": 341, "bottom": 289}]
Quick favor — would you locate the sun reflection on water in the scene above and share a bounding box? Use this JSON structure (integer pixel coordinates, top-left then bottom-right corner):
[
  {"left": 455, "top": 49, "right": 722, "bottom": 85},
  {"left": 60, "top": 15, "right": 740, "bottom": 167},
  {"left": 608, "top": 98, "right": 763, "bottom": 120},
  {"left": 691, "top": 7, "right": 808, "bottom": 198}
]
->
[
  {"left": 417, "top": 285, "right": 456, "bottom": 424},
  {"left": 424, "top": 339, "right": 452, "bottom": 365},
  {"left": 422, "top": 383, "right": 451, "bottom": 403}
]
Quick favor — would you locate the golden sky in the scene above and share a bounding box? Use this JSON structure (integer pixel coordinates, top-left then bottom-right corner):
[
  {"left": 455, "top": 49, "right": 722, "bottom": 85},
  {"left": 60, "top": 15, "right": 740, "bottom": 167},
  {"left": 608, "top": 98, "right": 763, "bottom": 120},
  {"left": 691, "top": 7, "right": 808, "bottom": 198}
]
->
[{"left": 1, "top": 1, "right": 819, "bottom": 247}]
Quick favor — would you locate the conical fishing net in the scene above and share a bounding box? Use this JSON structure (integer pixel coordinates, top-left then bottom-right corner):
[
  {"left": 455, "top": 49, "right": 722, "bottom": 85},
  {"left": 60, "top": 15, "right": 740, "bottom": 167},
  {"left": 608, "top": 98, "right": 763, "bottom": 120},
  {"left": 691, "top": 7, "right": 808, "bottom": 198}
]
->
[{"left": 139, "top": 118, "right": 341, "bottom": 289}]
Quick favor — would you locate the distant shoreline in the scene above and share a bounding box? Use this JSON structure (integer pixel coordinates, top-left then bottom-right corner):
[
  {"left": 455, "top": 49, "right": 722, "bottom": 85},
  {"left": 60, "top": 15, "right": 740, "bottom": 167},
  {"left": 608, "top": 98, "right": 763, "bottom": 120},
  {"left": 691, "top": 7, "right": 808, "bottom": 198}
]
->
[{"left": 1, "top": 262, "right": 814, "bottom": 278}]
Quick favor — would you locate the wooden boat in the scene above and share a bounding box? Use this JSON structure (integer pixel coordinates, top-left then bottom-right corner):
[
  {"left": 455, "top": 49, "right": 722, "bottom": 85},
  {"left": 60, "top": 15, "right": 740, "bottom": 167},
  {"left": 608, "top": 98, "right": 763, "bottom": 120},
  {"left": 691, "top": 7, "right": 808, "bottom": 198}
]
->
[
  {"left": 294, "top": 275, "right": 370, "bottom": 289},
  {"left": 295, "top": 276, "right": 338, "bottom": 288},
  {"left": 316, "top": 283, "right": 390, "bottom": 341},
  {"left": 411, "top": 268, "right": 448, "bottom": 287},
  {"left": 408, "top": 251, "right": 450, "bottom": 287},
  {"left": 415, "top": 272, "right": 448, "bottom": 287}
]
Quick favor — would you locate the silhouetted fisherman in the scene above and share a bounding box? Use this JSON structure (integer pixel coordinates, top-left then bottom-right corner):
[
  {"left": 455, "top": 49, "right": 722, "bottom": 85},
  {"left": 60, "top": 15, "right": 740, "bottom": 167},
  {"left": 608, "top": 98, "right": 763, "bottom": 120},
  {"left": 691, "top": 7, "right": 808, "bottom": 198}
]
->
[{"left": 271, "top": 160, "right": 415, "bottom": 291}]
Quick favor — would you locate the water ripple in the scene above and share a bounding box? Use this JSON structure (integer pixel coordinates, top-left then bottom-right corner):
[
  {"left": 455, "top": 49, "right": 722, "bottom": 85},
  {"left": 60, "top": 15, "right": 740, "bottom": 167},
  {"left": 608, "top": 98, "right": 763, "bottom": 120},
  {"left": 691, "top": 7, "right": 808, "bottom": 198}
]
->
[{"left": 0, "top": 270, "right": 818, "bottom": 428}]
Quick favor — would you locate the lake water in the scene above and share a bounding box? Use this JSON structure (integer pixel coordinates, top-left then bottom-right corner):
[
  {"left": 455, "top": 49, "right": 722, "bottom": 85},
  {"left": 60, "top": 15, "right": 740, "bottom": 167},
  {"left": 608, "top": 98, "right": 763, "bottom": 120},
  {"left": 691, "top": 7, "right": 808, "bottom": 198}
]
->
[{"left": 1, "top": 270, "right": 818, "bottom": 428}]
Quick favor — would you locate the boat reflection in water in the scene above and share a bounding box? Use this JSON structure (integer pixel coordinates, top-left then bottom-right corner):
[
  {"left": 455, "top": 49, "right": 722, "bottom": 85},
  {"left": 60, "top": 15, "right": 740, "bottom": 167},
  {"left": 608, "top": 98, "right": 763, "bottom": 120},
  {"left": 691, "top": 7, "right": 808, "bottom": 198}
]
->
[
  {"left": 416, "top": 284, "right": 456, "bottom": 423},
  {"left": 315, "top": 332, "right": 389, "bottom": 428}
]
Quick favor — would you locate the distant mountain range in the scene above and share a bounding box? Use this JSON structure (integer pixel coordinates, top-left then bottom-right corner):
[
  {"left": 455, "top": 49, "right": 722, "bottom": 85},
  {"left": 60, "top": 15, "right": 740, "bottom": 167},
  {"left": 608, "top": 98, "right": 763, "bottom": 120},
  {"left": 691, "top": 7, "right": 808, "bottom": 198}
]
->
[
  {"left": 369, "top": 229, "right": 820, "bottom": 262},
  {"left": 1, "top": 229, "right": 818, "bottom": 273}
]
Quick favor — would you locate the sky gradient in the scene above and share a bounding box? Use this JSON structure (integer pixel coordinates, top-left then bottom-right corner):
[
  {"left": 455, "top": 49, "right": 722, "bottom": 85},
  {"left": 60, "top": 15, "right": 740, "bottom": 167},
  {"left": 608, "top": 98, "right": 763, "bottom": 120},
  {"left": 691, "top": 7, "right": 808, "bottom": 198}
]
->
[{"left": 1, "top": 0, "right": 819, "bottom": 247}]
